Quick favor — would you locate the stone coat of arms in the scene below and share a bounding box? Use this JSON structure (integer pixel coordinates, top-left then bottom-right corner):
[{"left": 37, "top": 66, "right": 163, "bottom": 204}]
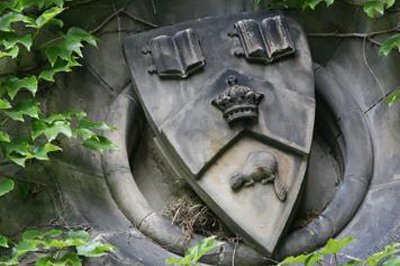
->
[{"left": 124, "top": 11, "right": 315, "bottom": 256}]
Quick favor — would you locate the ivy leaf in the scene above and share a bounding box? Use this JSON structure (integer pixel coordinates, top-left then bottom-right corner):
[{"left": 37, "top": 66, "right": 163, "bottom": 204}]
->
[
  {"left": 35, "top": 256, "right": 53, "bottom": 266},
  {"left": 0, "top": 235, "right": 8, "bottom": 248},
  {"left": 61, "top": 252, "right": 82, "bottom": 266},
  {"left": 32, "top": 119, "right": 72, "bottom": 141},
  {"left": 2, "top": 140, "right": 31, "bottom": 166},
  {"left": 65, "top": 110, "right": 87, "bottom": 120},
  {"left": 43, "top": 27, "right": 96, "bottom": 67},
  {"left": 279, "top": 254, "right": 310, "bottom": 265},
  {"left": 183, "top": 236, "right": 220, "bottom": 264},
  {"left": 65, "top": 230, "right": 90, "bottom": 243},
  {"left": 0, "top": 131, "right": 11, "bottom": 143},
  {"left": 320, "top": 237, "right": 354, "bottom": 255},
  {"left": 366, "top": 243, "right": 400, "bottom": 266},
  {"left": 3, "top": 76, "right": 38, "bottom": 99},
  {"left": 14, "top": 239, "right": 39, "bottom": 255},
  {"left": 0, "top": 1, "right": 19, "bottom": 13},
  {"left": 17, "top": 0, "right": 65, "bottom": 10},
  {"left": 29, "top": 6, "right": 64, "bottom": 29},
  {"left": 385, "top": 89, "right": 400, "bottom": 106},
  {"left": 363, "top": 0, "right": 385, "bottom": 17},
  {"left": 0, "top": 46, "right": 19, "bottom": 59},
  {"left": 364, "top": 0, "right": 397, "bottom": 17},
  {"left": 32, "top": 143, "right": 62, "bottom": 160},
  {"left": 78, "top": 119, "right": 115, "bottom": 131},
  {"left": 384, "top": 255, "right": 400, "bottom": 266},
  {"left": 0, "top": 12, "right": 33, "bottom": 32},
  {"left": 303, "top": 0, "right": 335, "bottom": 9},
  {"left": 39, "top": 57, "right": 80, "bottom": 81},
  {"left": 0, "top": 178, "right": 14, "bottom": 197},
  {"left": 77, "top": 242, "right": 115, "bottom": 257},
  {"left": 305, "top": 253, "right": 323, "bottom": 266},
  {"left": 379, "top": 34, "right": 400, "bottom": 56},
  {"left": 0, "top": 255, "right": 18, "bottom": 266},
  {"left": 74, "top": 128, "right": 95, "bottom": 140},
  {"left": 0, "top": 98, "right": 12, "bottom": 109},
  {"left": 0, "top": 32, "right": 32, "bottom": 51},
  {"left": 22, "top": 230, "right": 43, "bottom": 240},
  {"left": 43, "top": 229, "right": 63, "bottom": 238},
  {"left": 83, "top": 135, "right": 117, "bottom": 153},
  {"left": 66, "top": 27, "right": 97, "bottom": 48},
  {"left": 4, "top": 99, "right": 40, "bottom": 121}
]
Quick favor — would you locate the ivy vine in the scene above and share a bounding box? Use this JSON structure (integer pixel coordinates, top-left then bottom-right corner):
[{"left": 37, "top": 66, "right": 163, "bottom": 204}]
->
[{"left": 0, "top": 0, "right": 116, "bottom": 264}]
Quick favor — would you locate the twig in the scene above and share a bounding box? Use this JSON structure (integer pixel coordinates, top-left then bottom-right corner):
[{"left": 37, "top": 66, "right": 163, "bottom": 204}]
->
[
  {"left": 122, "top": 11, "right": 158, "bottom": 28},
  {"left": 362, "top": 37, "right": 385, "bottom": 97},
  {"left": 90, "top": 7, "right": 126, "bottom": 34},
  {"left": 307, "top": 27, "right": 399, "bottom": 38}
]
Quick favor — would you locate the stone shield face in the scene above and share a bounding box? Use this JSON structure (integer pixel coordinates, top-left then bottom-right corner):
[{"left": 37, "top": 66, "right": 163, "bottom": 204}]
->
[{"left": 124, "top": 11, "right": 315, "bottom": 256}]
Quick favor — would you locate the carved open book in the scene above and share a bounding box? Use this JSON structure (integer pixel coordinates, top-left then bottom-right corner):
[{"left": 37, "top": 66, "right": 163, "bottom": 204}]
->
[
  {"left": 234, "top": 16, "right": 295, "bottom": 63},
  {"left": 148, "top": 28, "right": 205, "bottom": 78}
]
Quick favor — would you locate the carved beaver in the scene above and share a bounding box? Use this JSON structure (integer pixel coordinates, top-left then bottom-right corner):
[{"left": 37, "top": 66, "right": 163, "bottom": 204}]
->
[{"left": 230, "top": 151, "right": 288, "bottom": 201}]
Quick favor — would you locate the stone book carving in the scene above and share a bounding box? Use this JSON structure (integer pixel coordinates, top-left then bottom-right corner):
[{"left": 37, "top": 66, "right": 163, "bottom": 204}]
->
[
  {"left": 234, "top": 16, "right": 295, "bottom": 62},
  {"left": 147, "top": 28, "right": 205, "bottom": 78}
]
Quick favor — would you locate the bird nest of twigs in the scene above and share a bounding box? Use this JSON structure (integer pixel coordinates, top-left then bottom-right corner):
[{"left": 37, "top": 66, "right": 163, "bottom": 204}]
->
[{"left": 162, "top": 191, "right": 237, "bottom": 243}]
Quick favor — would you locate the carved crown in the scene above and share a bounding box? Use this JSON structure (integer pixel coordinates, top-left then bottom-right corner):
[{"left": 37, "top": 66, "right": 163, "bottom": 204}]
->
[{"left": 212, "top": 75, "right": 264, "bottom": 124}]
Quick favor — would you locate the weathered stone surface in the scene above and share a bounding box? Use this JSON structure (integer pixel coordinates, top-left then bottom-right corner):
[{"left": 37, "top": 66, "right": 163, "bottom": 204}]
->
[{"left": 1, "top": 0, "right": 400, "bottom": 265}]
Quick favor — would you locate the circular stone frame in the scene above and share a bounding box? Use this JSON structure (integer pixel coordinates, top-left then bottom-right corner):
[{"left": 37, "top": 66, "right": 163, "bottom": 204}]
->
[{"left": 101, "top": 65, "right": 373, "bottom": 265}]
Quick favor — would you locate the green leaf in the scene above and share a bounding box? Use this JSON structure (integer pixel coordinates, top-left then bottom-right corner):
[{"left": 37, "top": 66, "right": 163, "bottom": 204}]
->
[
  {"left": 43, "top": 27, "right": 96, "bottom": 68},
  {"left": 385, "top": 89, "right": 400, "bottom": 106},
  {"left": 0, "top": 46, "right": 19, "bottom": 59},
  {"left": 78, "top": 119, "right": 115, "bottom": 131},
  {"left": 0, "top": 178, "right": 14, "bottom": 197},
  {"left": 74, "top": 128, "right": 95, "bottom": 140},
  {"left": 320, "top": 237, "right": 354, "bottom": 255},
  {"left": 64, "top": 110, "right": 87, "bottom": 120},
  {"left": 379, "top": 34, "right": 400, "bottom": 56},
  {"left": 0, "top": 254, "right": 18, "bottom": 266},
  {"left": 35, "top": 256, "right": 53, "bottom": 266},
  {"left": 29, "top": 6, "right": 64, "bottom": 29},
  {"left": 22, "top": 230, "right": 43, "bottom": 240},
  {"left": 17, "top": 0, "right": 65, "bottom": 10},
  {"left": 59, "top": 252, "right": 82, "bottom": 266},
  {"left": 279, "top": 254, "right": 310, "bottom": 265},
  {"left": 83, "top": 135, "right": 117, "bottom": 153},
  {"left": 185, "top": 236, "right": 220, "bottom": 263},
  {"left": 43, "top": 229, "right": 63, "bottom": 238},
  {"left": 0, "top": 98, "right": 12, "bottom": 109},
  {"left": 4, "top": 99, "right": 40, "bottom": 121},
  {"left": 0, "top": 235, "right": 8, "bottom": 248},
  {"left": 32, "top": 119, "right": 72, "bottom": 141},
  {"left": 65, "top": 230, "right": 90, "bottom": 243},
  {"left": 0, "top": 131, "right": 10, "bottom": 143},
  {"left": 303, "top": 0, "right": 334, "bottom": 9},
  {"left": 39, "top": 58, "right": 80, "bottom": 82},
  {"left": 0, "top": 32, "right": 32, "bottom": 51},
  {"left": 363, "top": 0, "right": 385, "bottom": 17},
  {"left": 384, "top": 255, "right": 400, "bottom": 266},
  {"left": 0, "top": 12, "right": 33, "bottom": 32},
  {"left": 14, "top": 239, "right": 39, "bottom": 255},
  {"left": 77, "top": 242, "right": 115, "bottom": 257},
  {"left": 2, "top": 140, "right": 32, "bottom": 166},
  {"left": 165, "top": 257, "right": 183, "bottom": 265},
  {"left": 31, "top": 143, "right": 62, "bottom": 160},
  {"left": 366, "top": 243, "right": 400, "bottom": 266},
  {"left": 3, "top": 76, "right": 38, "bottom": 99}
]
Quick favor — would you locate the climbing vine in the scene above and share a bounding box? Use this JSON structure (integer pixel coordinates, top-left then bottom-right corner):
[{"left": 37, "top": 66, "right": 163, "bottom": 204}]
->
[
  {"left": 0, "top": 0, "right": 116, "bottom": 264},
  {"left": 0, "top": 1, "right": 117, "bottom": 198}
]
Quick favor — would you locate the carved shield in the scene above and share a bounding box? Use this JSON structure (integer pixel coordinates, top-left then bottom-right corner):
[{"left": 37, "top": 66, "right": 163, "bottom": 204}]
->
[{"left": 124, "top": 11, "right": 315, "bottom": 256}]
